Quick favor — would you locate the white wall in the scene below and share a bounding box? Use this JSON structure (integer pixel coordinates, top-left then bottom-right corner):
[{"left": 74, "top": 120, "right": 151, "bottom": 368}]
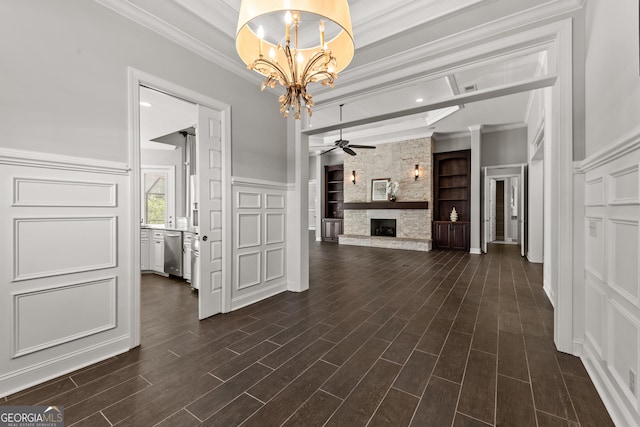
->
[
  {"left": 0, "top": 0, "right": 287, "bottom": 182},
  {"left": 578, "top": 1, "right": 640, "bottom": 425}
]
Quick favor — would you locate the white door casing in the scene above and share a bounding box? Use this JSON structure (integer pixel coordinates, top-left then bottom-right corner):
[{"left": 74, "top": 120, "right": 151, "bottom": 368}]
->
[
  {"left": 196, "top": 105, "right": 223, "bottom": 320},
  {"left": 520, "top": 164, "right": 526, "bottom": 256}
]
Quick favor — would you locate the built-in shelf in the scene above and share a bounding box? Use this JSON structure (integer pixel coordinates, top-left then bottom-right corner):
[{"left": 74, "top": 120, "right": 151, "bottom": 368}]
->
[{"left": 344, "top": 201, "right": 429, "bottom": 210}]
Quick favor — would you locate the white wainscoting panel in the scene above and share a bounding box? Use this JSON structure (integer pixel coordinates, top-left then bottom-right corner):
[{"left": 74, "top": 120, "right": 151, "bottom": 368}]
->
[
  {"left": 608, "top": 219, "right": 640, "bottom": 306},
  {"left": 237, "top": 251, "right": 261, "bottom": 290},
  {"left": 585, "top": 278, "right": 606, "bottom": 359},
  {"left": 238, "top": 213, "right": 261, "bottom": 249},
  {"left": 265, "top": 247, "right": 285, "bottom": 282},
  {"left": 585, "top": 217, "right": 605, "bottom": 282},
  {"left": 0, "top": 149, "right": 130, "bottom": 398},
  {"left": 607, "top": 301, "right": 640, "bottom": 407},
  {"left": 609, "top": 165, "right": 639, "bottom": 205},
  {"left": 13, "top": 278, "right": 117, "bottom": 358},
  {"left": 579, "top": 127, "right": 640, "bottom": 426},
  {"left": 237, "top": 191, "right": 261, "bottom": 209},
  {"left": 585, "top": 177, "right": 606, "bottom": 206},
  {"left": 266, "top": 193, "right": 285, "bottom": 209},
  {"left": 13, "top": 178, "right": 117, "bottom": 207},
  {"left": 13, "top": 217, "right": 117, "bottom": 281},
  {"left": 265, "top": 213, "right": 285, "bottom": 245},
  {"left": 232, "top": 182, "right": 288, "bottom": 310}
]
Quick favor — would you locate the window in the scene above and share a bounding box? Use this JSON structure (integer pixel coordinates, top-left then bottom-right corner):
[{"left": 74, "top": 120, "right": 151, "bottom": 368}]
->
[
  {"left": 144, "top": 173, "right": 167, "bottom": 224},
  {"left": 141, "top": 166, "right": 175, "bottom": 226}
]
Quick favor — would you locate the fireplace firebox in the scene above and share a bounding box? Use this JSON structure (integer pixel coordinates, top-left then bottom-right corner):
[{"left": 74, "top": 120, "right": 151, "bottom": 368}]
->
[{"left": 371, "top": 219, "right": 396, "bottom": 237}]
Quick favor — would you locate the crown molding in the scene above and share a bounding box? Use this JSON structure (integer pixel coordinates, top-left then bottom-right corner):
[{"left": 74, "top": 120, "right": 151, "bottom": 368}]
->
[
  {"left": 93, "top": 0, "right": 261, "bottom": 86},
  {"left": 351, "top": 0, "right": 488, "bottom": 48},
  {"left": 482, "top": 122, "right": 527, "bottom": 134},
  {"left": 312, "top": 0, "right": 583, "bottom": 105}
]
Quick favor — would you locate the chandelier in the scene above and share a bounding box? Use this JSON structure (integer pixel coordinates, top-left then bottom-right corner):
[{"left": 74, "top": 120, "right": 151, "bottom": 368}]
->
[{"left": 236, "top": 0, "right": 355, "bottom": 119}]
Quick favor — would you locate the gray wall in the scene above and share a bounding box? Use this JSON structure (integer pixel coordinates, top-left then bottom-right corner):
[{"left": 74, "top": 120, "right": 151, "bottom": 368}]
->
[
  {"left": 0, "top": 0, "right": 288, "bottom": 182},
  {"left": 585, "top": 0, "right": 640, "bottom": 157},
  {"left": 434, "top": 135, "right": 471, "bottom": 153},
  {"left": 481, "top": 128, "right": 527, "bottom": 167}
]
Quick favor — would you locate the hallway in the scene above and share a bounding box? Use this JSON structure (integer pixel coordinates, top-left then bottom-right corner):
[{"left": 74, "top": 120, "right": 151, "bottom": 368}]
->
[{"left": 4, "top": 244, "right": 613, "bottom": 426}]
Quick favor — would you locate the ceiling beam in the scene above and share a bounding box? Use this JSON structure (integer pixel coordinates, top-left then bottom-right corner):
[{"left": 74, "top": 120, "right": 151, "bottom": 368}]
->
[{"left": 303, "top": 75, "right": 556, "bottom": 135}]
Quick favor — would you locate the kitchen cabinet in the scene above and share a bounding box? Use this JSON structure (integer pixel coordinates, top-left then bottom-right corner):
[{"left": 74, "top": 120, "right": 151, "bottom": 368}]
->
[
  {"left": 140, "top": 229, "right": 150, "bottom": 270},
  {"left": 433, "top": 221, "right": 470, "bottom": 251},
  {"left": 152, "top": 230, "right": 165, "bottom": 273},
  {"left": 322, "top": 218, "right": 343, "bottom": 242},
  {"left": 183, "top": 232, "right": 192, "bottom": 282}
]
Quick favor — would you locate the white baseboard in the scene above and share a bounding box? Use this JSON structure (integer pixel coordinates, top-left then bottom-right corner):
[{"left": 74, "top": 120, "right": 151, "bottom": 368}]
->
[
  {"left": 543, "top": 279, "right": 556, "bottom": 308},
  {"left": 582, "top": 344, "right": 639, "bottom": 427},
  {"left": 231, "top": 280, "right": 288, "bottom": 311},
  {"left": 0, "top": 335, "right": 130, "bottom": 398},
  {"left": 470, "top": 248, "right": 482, "bottom": 255}
]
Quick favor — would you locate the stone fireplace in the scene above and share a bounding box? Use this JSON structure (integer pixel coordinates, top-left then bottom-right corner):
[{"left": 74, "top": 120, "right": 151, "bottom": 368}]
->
[
  {"left": 371, "top": 218, "right": 396, "bottom": 237},
  {"left": 339, "top": 137, "right": 434, "bottom": 251}
]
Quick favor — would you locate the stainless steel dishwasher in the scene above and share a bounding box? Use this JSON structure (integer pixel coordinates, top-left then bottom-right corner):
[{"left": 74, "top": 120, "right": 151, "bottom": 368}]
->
[{"left": 164, "top": 230, "right": 183, "bottom": 276}]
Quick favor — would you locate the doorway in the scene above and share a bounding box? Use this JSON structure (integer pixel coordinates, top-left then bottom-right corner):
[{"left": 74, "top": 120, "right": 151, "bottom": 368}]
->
[
  {"left": 129, "top": 69, "right": 232, "bottom": 348},
  {"left": 482, "top": 165, "right": 526, "bottom": 255}
]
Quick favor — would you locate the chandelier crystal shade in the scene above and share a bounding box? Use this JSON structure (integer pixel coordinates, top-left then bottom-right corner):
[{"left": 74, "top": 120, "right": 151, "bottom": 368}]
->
[{"left": 236, "top": 0, "right": 355, "bottom": 119}]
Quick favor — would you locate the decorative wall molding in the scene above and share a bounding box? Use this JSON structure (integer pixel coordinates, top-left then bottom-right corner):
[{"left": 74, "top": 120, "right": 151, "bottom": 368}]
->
[
  {"left": 232, "top": 176, "right": 294, "bottom": 191},
  {"left": 579, "top": 125, "right": 640, "bottom": 172},
  {"left": 13, "top": 216, "right": 117, "bottom": 282},
  {"left": 237, "top": 191, "right": 261, "bottom": 209},
  {"left": 609, "top": 165, "right": 640, "bottom": 205},
  {"left": 585, "top": 177, "right": 606, "bottom": 207},
  {"left": 12, "top": 278, "right": 117, "bottom": 358},
  {"left": 237, "top": 251, "right": 261, "bottom": 290},
  {"left": 606, "top": 300, "right": 640, "bottom": 409},
  {"left": 13, "top": 178, "right": 117, "bottom": 207},
  {"left": 608, "top": 219, "right": 640, "bottom": 307},
  {"left": 0, "top": 148, "right": 129, "bottom": 175}
]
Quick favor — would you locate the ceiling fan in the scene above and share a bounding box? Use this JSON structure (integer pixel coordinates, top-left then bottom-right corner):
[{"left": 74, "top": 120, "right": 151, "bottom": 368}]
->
[{"left": 321, "top": 104, "right": 376, "bottom": 156}]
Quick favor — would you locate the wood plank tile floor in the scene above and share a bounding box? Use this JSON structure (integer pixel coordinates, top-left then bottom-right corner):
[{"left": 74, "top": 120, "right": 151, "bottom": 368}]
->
[{"left": 5, "top": 243, "right": 614, "bottom": 426}]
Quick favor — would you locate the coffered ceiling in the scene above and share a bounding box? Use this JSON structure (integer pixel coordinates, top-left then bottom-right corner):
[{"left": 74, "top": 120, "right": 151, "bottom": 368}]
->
[{"left": 97, "top": 0, "right": 581, "bottom": 151}]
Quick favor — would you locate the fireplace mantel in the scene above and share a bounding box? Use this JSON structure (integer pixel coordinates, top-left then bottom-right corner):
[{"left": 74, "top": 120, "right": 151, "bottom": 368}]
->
[{"left": 344, "top": 202, "right": 428, "bottom": 210}]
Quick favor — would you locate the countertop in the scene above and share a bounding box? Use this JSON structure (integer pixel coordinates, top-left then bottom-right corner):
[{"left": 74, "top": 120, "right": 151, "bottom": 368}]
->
[{"left": 141, "top": 225, "right": 196, "bottom": 234}]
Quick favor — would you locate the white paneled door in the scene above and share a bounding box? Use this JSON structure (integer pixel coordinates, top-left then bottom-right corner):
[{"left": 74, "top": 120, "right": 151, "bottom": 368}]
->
[{"left": 196, "top": 105, "right": 223, "bottom": 319}]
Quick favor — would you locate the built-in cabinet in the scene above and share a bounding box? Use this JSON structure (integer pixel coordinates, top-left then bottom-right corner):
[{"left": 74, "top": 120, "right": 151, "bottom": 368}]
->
[
  {"left": 183, "top": 232, "right": 192, "bottom": 282},
  {"left": 323, "top": 165, "right": 344, "bottom": 242},
  {"left": 140, "top": 229, "right": 150, "bottom": 270},
  {"left": 433, "top": 221, "right": 470, "bottom": 251},
  {"left": 151, "top": 230, "right": 165, "bottom": 274},
  {"left": 433, "top": 150, "right": 471, "bottom": 251},
  {"left": 322, "top": 218, "right": 343, "bottom": 242}
]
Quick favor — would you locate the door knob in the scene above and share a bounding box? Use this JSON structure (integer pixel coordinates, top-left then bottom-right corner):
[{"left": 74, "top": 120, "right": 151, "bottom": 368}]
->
[{"left": 202, "top": 235, "right": 208, "bottom": 241}]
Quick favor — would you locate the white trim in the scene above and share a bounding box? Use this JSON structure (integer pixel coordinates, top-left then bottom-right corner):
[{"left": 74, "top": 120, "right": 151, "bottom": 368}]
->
[
  {"left": 0, "top": 148, "right": 129, "bottom": 175},
  {"left": 140, "top": 165, "right": 176, "bottom": 226},
  {"left": 0, "top": 335, "right": 129, "bottom": 399},
  {"left": 230, "top": 280, "right": 287, "bottom": 311},
  {"left": 231, "top": 176, "right": 294, "bottom": 191},
  {"left": 578, "top": 125, "right": 640, "bottom": 172},
  {"left": 543, "top": 279, "right": 556, "bottom": 308},
  {"left": 481, "top": 123, "right": 527, "bottom": 134},
  {"left": 469, "top": 248, "right": 482, "bottom": 255},
  {"left": 128, "top": 68, "right": 234, "bottom": 345},
  {"left": 583, "top": 344, "right": 638, "bottom": 427}
]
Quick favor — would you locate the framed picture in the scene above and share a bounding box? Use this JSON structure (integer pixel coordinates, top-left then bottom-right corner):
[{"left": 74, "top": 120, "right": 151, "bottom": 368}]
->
[{"left": 371, "top": 178, "right": 390, "bottom": 201}]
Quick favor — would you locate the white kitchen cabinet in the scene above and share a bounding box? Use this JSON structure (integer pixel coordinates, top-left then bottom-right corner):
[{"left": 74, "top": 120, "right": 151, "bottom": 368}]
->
[
  {"left": 183, "top": 232, "right": 192, "bottom": 282},
  {"left": 152, "top": 230, "right": 165, "bottom": 273},
  {"left": 140, "top": 229, "right": 150, "bottom": 270}
]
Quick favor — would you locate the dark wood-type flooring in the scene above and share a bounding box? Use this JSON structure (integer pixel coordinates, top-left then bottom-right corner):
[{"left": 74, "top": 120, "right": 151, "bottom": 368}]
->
[{"left": 4, "top": 243, "right": 614, "bottom": 426}]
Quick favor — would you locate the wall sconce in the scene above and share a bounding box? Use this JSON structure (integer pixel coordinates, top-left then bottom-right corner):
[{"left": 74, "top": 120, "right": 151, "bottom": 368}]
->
[
  {"left": 351, "top": 170, "right": 356, "bottom": 184},
  {"left": 414, "top": 164, "right": 420, "bottom": 180}
]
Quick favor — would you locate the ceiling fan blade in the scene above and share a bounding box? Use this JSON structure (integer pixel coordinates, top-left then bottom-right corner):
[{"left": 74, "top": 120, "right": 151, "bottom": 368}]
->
[
  {"left": 348, "top": 144, "right": 376, "bottom": 149},
  {"left": 342, "top": 147, "right": 357, "bottom": 156},
  {"left": 320, "top": 147, "right": 338, "bottom": 155}
]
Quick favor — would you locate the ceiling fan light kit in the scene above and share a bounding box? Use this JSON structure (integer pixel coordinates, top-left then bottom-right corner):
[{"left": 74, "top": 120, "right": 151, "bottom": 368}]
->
[{"left": 236, "top": 0, "right": 355, "bottom": 119}]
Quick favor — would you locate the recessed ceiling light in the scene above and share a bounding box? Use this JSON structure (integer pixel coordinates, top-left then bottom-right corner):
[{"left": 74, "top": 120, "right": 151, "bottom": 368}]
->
[
  {"left": 416, "top": 98, "right": 424, "bottom": 103},
  {"left": 139, "top": 101, "right": 152, "bottom": 107}
]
